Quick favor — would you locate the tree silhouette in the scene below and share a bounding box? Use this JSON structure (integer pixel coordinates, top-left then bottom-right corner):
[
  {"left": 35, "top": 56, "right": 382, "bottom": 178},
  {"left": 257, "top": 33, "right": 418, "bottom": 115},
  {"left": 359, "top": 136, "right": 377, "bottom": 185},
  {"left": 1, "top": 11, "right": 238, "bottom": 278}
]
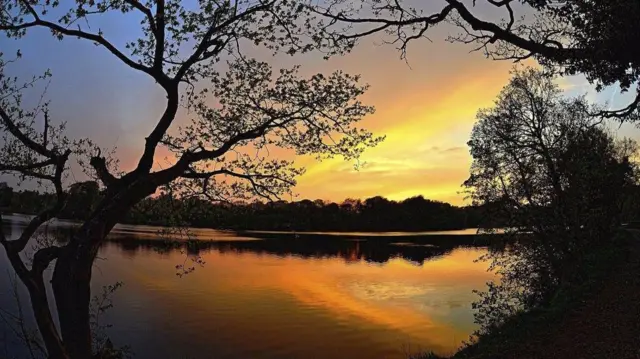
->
[
  {"left": 61, "top": 181, "right": 101, "bottom": 221},
  {"left": 0, "top": 183, "right": 12, "bottom": 208},
  {"left": 0, "top": 1, "right": 383, "bottom": 357},
  {"left": 4, "top": 189, "right": 490, "bottom": 232},
  {"left": 309, "top": 0, "right": 640, "bottom": 120},
  {"left": 464, "top": 67, "right": 638, "bottom": 331}
]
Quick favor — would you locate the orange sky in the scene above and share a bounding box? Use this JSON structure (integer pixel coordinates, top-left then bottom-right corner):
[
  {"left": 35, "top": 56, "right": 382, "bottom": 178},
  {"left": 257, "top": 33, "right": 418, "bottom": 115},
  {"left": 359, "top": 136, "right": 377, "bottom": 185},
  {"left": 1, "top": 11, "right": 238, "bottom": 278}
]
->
[
  {"left": 271, "top": 38, "right": 519, "bottom": 205},
  {"left": 8, "top": 4, "right": 639, "bottom": 206},
  {"left": 129, "top": 29, "right": 520, "bottom": 206},
  {"left": 275, "top": 37, "right": 639, "bottom": 205},
  {"left": 101, "top": 34, "right": 517, "bottom": 206}
]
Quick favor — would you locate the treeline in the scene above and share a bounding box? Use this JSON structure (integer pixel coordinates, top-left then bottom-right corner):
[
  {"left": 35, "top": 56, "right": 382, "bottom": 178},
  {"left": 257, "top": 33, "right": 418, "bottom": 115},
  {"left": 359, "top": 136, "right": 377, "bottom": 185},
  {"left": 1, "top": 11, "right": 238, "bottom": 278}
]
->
[
  {"left": 1, "top": 182, "right": 492, "bottom": 231},
  {"left": 5, "top": 181, "right": 640, "bottom": 232},
  {"left": 1, "top": 181, "right": 101, "bottom": 221},
  {"left": 126, "top": 194, "right": 488, "bottom": 231}
]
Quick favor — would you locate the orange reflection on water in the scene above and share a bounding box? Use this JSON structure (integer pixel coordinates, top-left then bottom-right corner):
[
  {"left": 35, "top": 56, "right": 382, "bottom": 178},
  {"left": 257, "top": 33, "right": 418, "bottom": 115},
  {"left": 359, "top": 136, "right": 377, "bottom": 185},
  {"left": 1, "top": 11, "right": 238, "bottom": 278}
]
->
[{"left": 98, "top": 243, "right": 493, "bottom": 358}]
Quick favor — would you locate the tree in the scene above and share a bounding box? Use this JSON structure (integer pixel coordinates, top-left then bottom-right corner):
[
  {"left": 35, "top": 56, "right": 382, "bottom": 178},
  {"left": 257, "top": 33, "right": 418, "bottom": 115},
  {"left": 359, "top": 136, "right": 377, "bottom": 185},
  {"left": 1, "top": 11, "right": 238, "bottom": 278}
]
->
[
  {"left": 0, "top": 183, "right": 12, "bottom": 208},
  {"left": 0, "top": 1, "right": 383, "bottom": 357},
  {"left": 309, "top": 0, "right": 640, "bottom": 120},
  {"left": 464, "top": 67, "right": 637, "bottom": 330},
  {"left": 61, "top": 181, "right": 101, "bottom": 221}
]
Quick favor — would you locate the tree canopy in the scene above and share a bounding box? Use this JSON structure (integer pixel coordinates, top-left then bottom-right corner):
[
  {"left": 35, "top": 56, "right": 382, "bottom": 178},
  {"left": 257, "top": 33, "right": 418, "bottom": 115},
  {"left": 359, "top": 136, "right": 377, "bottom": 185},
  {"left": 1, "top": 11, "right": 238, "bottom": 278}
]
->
[
  {"left": 464, "top": 67, "right": 638, "bottom": 331},
  {"left": 309, "top": 0, "right": 640, "bottom": 120}
]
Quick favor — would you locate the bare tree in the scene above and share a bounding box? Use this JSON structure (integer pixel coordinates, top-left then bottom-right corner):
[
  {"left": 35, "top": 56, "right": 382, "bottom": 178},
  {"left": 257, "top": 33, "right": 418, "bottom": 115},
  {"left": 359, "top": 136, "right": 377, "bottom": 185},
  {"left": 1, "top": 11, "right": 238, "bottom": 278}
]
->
[
  {"left": 0, "top": 1, "right": 383, "bottom": 358},
  {"left": 308, "top": 0, "right": 640, "bottom": 120}
]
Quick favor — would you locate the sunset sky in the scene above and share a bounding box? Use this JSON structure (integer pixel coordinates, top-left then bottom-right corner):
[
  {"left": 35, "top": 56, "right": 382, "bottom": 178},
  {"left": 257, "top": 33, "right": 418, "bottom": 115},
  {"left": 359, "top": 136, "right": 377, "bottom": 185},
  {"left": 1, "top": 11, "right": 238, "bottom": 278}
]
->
[{"left": 3, "top": 2, "right": 639, "bottom": 205}]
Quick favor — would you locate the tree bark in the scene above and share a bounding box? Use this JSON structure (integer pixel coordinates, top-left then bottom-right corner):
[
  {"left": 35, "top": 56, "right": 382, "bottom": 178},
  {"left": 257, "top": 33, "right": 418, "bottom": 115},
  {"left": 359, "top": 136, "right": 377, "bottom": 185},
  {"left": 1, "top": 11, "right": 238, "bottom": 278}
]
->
[
  {"left": 50, "top": 181, "right": 158, "bottom": 359},
  {"left": 51, "top": 247, "right": 95, "bottom": 359},
  {"left": 26, "top": 278, "right": 69, "bottom": 359},
  {"left": 1, "top": 242, "right": 69, "bottom": 358}
]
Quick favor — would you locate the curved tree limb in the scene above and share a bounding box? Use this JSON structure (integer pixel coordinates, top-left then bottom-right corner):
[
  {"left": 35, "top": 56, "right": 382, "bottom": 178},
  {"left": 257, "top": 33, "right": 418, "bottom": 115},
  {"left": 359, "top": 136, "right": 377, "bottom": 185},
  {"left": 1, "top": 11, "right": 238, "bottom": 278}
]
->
[{"left": 1, "top": 2, "right": 154, "bottom": 77}]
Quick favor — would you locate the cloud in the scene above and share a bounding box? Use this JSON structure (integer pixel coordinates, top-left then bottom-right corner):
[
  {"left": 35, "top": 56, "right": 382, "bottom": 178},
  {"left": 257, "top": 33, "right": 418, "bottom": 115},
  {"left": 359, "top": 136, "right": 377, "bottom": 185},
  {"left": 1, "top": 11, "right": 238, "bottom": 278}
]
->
[
  {"left": 438, "top": 147, "right": 466, "bottom": 154},
  {"left": 292, "top": 53, "right": 513, "bottom": 205}
]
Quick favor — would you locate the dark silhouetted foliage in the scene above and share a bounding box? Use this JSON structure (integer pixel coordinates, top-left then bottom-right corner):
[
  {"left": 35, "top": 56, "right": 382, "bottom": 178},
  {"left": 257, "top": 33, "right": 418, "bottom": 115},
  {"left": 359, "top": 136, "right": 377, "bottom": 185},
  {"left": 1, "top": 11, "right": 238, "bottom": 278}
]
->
[
  {"left": 5, "top": 186, "right": 490, "bottom": 232},
  {"left": 0, "top": 183, "right": 12, "bottom": 208},
  {"left": 313, "top": 0, "right": 640, "bottom": 120},
  {"left": 465, "top": 67, "right": 639, "bottom": 333}
]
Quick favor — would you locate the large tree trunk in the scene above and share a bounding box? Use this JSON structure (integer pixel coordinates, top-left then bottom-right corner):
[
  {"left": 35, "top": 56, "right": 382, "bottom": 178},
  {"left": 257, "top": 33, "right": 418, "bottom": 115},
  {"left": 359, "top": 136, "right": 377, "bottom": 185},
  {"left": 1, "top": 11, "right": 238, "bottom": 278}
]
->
[
  {"left": 51, "top": 246, "right": 96, "bottom": 359},
  {"left": 49, "top": 182, "right": 157, "bottom": 359}
]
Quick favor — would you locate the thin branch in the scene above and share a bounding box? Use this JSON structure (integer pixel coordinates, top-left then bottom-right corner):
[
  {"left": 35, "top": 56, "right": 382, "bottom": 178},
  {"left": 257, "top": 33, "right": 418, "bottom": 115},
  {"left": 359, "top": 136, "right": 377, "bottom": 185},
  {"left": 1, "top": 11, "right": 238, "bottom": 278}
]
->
[
  {"left": 2, "top": 2, "right": 153, "bottom": 76},
  {"left": 181, "top": 168, "right": 289, "bottom": 200},
  {"left": 593, "top": 89, "right": 640, "bottom": 120},
  {"left": 0, "top": 107, "right": 52, "bottom": 157},
  {"left": 4, "top": 157, "right": 68, "bottom": 254},
  {"left": 444, "top": 0, "right": 578, "bottom": 60},
  {"left": 0, "top": 158, "right": 56, "bottom": 178},
  {"left": 89, "top": 155, "right": 117, "bottom": 187},
  {"left": 123, "top": 0, "right": 157, "bottom": 33},
  {"left": 182, "top": 168, "right": 294, "bottom": 185},
  {"left": 153, "top": 0, "right": 165, "bottom": 70},
  {"left": 174, "top": 1, "right": 275, "bottom": 81},
  {"left": 42, "top": 109, "right": 49, "bottom": 149},
  {"left": 312, "top": 3, "right": 453, "bottom": 46},
  {"left": 0, "top": 216, "right": 31, "bottom": 282}
]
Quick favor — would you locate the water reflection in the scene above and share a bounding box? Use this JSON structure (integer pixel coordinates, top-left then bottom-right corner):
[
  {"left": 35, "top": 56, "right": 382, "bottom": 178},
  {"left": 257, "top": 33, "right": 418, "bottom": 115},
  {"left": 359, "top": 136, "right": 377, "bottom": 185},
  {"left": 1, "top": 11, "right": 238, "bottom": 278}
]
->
[
  {"left": 105, "top": 224, "right": 492, "bottom": 267},
  {"left": 106, "top": 236, "right": 460, "bottom": 266},
  {"left": 0, "top": 220, "right": 495, "bottom": 359}
]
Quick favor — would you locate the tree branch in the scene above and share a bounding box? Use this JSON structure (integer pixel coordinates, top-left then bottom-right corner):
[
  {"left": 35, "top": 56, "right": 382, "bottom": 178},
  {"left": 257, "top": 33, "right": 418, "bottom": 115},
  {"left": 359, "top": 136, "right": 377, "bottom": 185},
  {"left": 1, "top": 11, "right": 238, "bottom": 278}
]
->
[
  {"left": 312, "top": 3, "right": 453, "bottom": 44},
  {"left": 173, "top": 1, "right": 275, "bottom": 82},
  {"left": 0, "top": 158, "right": 57, "bottom": 181},
  {"left": 153, "top": 0, "right": 165, "bottom": 70},
  {"left": 31, "top": 246, "right": 62, "bottom": 277},
  {"left": 149, "top": 106, "right": 281, "bottom": 185},
  {"left": 445, "top": 0, "right": 579, "bottom": 61},
  {"left": 123, "top": 0, "right": 157, "bottom": 33},
  {"left": 4, "top": 151, "right": 69, "bottom": 254},
  {"left": 42, "top": 109, "right": 49, "bottom": 148},
  {"left": 593, "top": 89, "right": 640, "bottom": 120},
  {"left": 89, "top": 155, "right": 117, "bottom": 187},
  {"left": 133, "top": 87, "right": 179, "bottom": 174},
  {"left": 181, "top": 168, "right": 294, "bottom": 185},
  {"left": 181, "top": 168, "right": 291, "bottom": 200},
  {"left": 0, "top": 107, "right": 52, "bottom": 157},
  {"left": 133, "top": 1, "right": 263, "bottom": 176},
  {"left": 315, "top": 0, "right": 582, "bottom": 63},
  {"left": 0, "top": 214, "right": 32, "bottom": 282},
  {"left": 2, "top": 2, "right": 153, "bottom": 76}
]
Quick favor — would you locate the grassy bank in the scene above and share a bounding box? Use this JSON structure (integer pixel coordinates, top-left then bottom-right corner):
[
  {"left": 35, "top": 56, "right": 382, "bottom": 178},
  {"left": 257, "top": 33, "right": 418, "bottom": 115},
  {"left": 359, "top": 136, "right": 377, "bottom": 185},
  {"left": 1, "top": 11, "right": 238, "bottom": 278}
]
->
[{"left": 416, "top": 230, "right": 640, "bottom": 359}]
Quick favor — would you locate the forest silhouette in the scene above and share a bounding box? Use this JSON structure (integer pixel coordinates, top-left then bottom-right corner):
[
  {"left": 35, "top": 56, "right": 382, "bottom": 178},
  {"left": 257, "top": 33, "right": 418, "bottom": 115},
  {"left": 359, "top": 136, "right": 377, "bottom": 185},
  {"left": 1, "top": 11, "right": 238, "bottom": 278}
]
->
[{"left": 2, "top": 185, "right": 493, "bottom": 232}]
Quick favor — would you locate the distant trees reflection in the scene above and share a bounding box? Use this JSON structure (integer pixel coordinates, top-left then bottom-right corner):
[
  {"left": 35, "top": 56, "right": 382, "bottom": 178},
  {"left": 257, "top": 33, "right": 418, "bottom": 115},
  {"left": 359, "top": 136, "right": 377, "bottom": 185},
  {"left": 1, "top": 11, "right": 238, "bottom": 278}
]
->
[
  {"left": 0, "top": 223, "right": 490, "bottom": 268},
  {"left": 105, "top": 232, "right": 491, "bottom": 266}
]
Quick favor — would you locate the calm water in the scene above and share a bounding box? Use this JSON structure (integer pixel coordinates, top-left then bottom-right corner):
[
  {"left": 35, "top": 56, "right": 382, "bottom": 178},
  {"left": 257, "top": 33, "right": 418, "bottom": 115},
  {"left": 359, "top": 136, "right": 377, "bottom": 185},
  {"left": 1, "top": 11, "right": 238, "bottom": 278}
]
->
[{"left": 0, "top": 215, "right": 494, "bottom": 359}]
